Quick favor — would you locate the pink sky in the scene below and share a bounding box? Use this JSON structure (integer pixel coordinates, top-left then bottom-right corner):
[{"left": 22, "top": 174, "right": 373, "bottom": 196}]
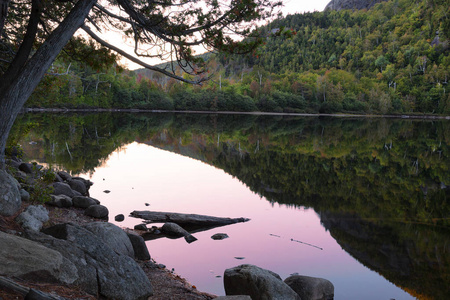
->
[
  {"left": 281, "top": 0, "right": 329, "bottom": 15},
  {"left": 112, "top": 1, "right": 331, "bottom": 69}
]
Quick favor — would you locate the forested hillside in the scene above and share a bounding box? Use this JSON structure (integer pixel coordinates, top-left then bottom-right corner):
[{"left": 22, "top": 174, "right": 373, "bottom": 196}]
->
[{"left": 26, "top": 0, "right": 449, "bottom": 115}]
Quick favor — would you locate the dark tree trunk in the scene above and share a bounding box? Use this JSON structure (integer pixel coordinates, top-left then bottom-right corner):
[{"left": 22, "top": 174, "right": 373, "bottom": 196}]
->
[
  {"left": 0, "top": 0, "right": 10, "bottom": 36},
  {"left": 0, "top": 0, "right": 97, "bottom": 168}
]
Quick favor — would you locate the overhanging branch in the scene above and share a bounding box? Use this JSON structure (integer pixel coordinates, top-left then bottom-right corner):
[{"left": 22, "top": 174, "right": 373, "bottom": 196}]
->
[{"left": 81, "top": 25, "right": 208, "bottom": 85}]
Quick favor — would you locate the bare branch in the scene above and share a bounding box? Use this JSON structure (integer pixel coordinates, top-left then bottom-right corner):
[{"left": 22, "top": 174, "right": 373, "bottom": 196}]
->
[{"left": 81, "top": 24, "right": 208, "bottom": 85}]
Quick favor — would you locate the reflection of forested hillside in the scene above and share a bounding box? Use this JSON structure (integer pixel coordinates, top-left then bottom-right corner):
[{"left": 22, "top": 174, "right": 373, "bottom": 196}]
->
[
  {"left": 320, "top": 211, "right": 449, "bottom": 299},
  {"left": 11, "top": 112, "right": 450, "bottom": 299}
]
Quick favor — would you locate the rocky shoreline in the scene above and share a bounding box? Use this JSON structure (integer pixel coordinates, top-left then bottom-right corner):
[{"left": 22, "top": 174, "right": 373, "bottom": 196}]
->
[
  {"left": 22, "top": 107, "right": 450, "bottom": 120},
  {"left": 0, "top": 159, "right": 216, "bottom": 299},
  {"left": 0, "top": 157, "right": 335, "bottom": 300}
]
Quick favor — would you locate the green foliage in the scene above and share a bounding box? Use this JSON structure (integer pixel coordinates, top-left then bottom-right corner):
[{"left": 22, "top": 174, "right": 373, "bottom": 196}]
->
[
  {"left": 29, "top": 164, "right": 55, "bottom": 204},
  {"left": 25, "top": 0, "right": 449, "bottom": 115}
]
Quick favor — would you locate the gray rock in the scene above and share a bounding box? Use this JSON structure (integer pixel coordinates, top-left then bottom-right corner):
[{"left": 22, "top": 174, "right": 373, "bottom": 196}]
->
[
  {"left": 85, "top": 204, "right": 109, "bottom": 219},
  {"left": 115, "top": 214, "right": 125, "bottom": 222},
  {"left": 215, "top": 297, "right": 252, "bottom": 300},
  {"left": 284, "top": 275, "right": 334, "bottom": 300},
  {"left": 212, "top": 233, "right": 229, "bottom": 240},
  {"left": 6, "top": 159, "right": 21, "bottom": 169},
  {"left": 48, "top": 195, "right": 73, "bottom": 208},
  {"left": 15, "top": 205, "right": 49, "bottom": 232},
  {"left": 83, "top": 222, "right": 134, "bottom": 258},
  {"left": 134, "top": 224, "right": 148, "bottom": 231},
  {"left": 72, "top": 176, "right": 93, "bottom": 189},
  {"left": 37, "top": 223, "right": 153, "bottom": 299},
  {"left": 20, "top": 189, "right": 30, "bottom": 202},
  {"left": 54, "top": 173, "right": 63, "bottom": 182},
  {"left": 162, "top": 222, "right": 198, "bottom": 243},
  {"left": 127, "top": 232, "right": 151, "bottom": 261},
  {"left": 224, "top": 264, "right": 301, "bottom": 300},
  {"left": 57, "top": 171, "right": 72, "bottom": 181},
  {"left": 161, "top": 222, "right": 191, "bottom": 237},
  {"left": 72, "top": 196, "right": 97, "bottom": 208},
  {"left": 0, "top": 231, "right": 77, "bottom": 284},
  {"left": 0, "top": 170, "right": 22, "bottom": 217},
  {"left": 184, "top": 234, "right": 198, "bottom": 243},
  {"left": 19, "top": 162, "right": 34, "bottom": 174},
  {"left": 68, "top": 179, "right": 87, "bottom": 196},
  {"left": 51, "top": 182, "right": 77, "bottom": 198}
]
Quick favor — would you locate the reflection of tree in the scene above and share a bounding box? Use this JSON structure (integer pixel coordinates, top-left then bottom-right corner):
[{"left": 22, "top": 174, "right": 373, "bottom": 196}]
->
[
  {"left": 144, "top": 115, "right": 450, "bottom": 300},
  {"left": 11, "top": 112, "right": 450, "bottom": 299},
  {"left": 12, "top": 112, "right": 174, "bottom": 173},
  {"left": 320, "top": 211, "right": 450, "bottom": 300}
]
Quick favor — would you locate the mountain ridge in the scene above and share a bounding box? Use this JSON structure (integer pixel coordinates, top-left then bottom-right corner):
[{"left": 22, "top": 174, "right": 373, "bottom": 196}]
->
[{"left": 325, "top": 0, "right": 388, "bottom": 11}]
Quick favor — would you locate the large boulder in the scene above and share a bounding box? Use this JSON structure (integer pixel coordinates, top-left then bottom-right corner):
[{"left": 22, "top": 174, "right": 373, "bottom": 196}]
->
[
  {"left": 83, "top": 222, "right": 134, "bottom": 258},
  {"left": 0, "top": 231, "right": 77, "bottom": 284},
  {"left": 85, "top": 204, "right": 109, "bottom": 219},
  {"left": 224, "top": 264, "right": 301, "bottom": 300},
  {"left": 15, "top": 205, "right": 49, "bottom": 232},
  {"left": 51, "top": 182, "right": 80, "bottom": 198},
  {"left": 57, "top": 171, "right": 72, "bottom": 181},
  {"left": 68, "top": 179, "right": 87, "bottom": 196},
  {"left": 127, "top": 232, "right": 151, "bottom": 261},
  {"left": 0, "top": 170, "right": 21, "bottom": 217},
  {"left": 72, "top": 176, "right": 93, "bottom": 190},
  {"left": 72, "top": 196, "right": 98, "bottom": 208},
  {"left": 284, "top": 275, "right": 334, "bottom": 300},
  {"left": 35, "top": 223, "right": 153, "bottom": 299},
  {"left": 48, "top": 194, "right": 73, "bottom": 208}
]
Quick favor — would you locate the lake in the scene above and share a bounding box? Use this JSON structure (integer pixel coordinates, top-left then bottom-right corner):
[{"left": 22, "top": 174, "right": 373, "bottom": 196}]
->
[{"left": 11, "top": 112, "right": 449, "bottom": 299}]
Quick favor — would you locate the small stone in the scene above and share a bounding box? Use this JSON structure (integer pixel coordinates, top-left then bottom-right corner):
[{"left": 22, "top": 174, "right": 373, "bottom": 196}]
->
[
  {"left": 234, "top": 257, "right": 245, "bottom": 260},
  {"left": 103, "top": 190, "right": 111, "bottom": 193},
  {"left": 134, "top": 224, "right": 148, "bottom": 231},
  {"left": 211, "top": 233, "right": 229, "bottom": 240},
  {"left": 157, "top": 264, "right": 166, "bottom": 269},
  {"left": 145, "top": 203, "right": 150, "bottom": 206},
  {"left": 115, "top": 214, "right": 125, "bottom": 222},
  {"left": 19, "top": 189, "right": 30, "bottom": 202},
  {"left": 184, "top": 235, "right": 198, "bottom": 243}
]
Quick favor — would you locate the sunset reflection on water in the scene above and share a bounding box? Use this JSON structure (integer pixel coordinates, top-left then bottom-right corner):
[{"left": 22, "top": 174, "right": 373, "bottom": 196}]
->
[{"left": 81, "top": 142, "right": 413, "bottom": 299}]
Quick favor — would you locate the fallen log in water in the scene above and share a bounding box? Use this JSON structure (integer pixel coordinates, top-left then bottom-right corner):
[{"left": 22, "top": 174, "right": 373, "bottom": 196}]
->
[{"left": 130, "top": 210, "right": 250, "bottom": 226}]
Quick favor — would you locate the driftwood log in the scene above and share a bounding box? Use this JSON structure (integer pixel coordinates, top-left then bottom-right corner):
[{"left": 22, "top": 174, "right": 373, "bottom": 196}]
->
[{"left": 130, "top": 211, "right": 250, "bottom": 226}]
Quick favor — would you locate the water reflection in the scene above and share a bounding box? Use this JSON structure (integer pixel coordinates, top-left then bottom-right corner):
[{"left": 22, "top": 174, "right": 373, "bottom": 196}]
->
[{"left": 12, "top": 112, "right": 450, "bottom": 299}]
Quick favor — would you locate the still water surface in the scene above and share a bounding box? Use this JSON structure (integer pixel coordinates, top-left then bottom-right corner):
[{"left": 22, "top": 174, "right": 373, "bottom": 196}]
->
[
  {"left": 81, "top": 142, "right": 412, "bottom": 299},
  {"left": 13, "top": 112, "right": 449, "bottom": 299}
]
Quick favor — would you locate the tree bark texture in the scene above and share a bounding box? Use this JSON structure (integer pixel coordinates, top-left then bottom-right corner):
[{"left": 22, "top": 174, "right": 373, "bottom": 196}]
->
[
  {"left": 0, "top": 0, "right": 10, "bottom": 36},
  {"left": 0, "top": 0, "right": 97, "bottom": 167}
]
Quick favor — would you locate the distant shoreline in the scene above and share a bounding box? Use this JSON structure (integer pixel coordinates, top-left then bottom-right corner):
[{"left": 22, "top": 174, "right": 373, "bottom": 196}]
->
[{"left": 21, "top": 107, "right": 450, "bottom": 120}]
